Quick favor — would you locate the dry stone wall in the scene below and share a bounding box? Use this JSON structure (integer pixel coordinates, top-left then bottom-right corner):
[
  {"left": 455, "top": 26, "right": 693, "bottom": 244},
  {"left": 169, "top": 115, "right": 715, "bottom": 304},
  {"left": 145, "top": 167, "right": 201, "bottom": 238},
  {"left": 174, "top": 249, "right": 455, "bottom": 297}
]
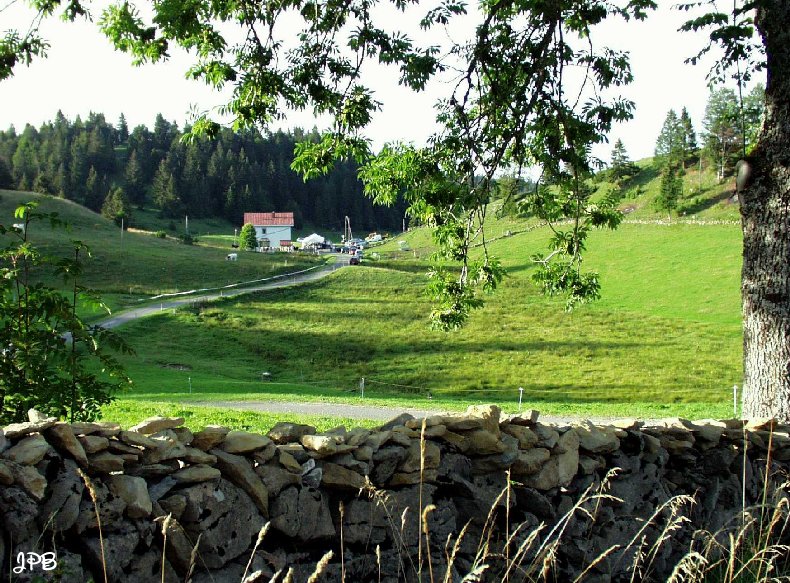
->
[{"left": 1, "top": 405, "right": 788, "bottom": 582}]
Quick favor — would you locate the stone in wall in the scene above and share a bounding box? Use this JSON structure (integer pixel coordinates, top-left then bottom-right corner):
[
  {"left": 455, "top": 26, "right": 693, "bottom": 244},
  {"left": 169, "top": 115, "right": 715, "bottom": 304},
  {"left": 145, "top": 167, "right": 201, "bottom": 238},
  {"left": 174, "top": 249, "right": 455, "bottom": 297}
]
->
[{"left": 0, "top": 411, "right": 789, "bottom": 582}]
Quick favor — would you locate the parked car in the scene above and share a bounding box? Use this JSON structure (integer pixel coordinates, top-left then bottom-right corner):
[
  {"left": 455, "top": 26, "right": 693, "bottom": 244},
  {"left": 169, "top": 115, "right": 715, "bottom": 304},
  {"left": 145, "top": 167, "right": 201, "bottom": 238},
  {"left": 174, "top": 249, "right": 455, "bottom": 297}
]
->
[{"left": 349, "top": 256, "right": 360, "bottom": 265}]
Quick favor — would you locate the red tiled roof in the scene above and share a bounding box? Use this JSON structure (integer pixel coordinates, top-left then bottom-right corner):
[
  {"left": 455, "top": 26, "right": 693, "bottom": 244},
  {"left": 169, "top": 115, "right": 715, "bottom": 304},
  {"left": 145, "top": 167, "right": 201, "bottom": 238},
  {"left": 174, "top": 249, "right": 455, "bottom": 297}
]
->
[{"left": 243, "top": 212, "right": 294, "bottom": 226}]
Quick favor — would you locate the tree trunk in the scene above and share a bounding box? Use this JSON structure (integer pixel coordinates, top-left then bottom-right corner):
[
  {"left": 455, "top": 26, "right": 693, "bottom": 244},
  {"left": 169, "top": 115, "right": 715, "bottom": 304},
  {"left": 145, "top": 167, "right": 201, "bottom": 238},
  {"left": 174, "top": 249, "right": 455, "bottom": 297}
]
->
[{"left": 740, "top": 0, "right": 790, "bottom": 420}]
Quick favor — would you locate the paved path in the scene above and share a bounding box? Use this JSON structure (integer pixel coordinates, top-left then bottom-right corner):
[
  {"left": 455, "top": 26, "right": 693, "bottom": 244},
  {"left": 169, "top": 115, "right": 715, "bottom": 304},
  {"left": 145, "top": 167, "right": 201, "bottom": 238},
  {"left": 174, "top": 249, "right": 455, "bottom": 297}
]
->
[
  {"left": 201, "top": 400, "right": 446, "bottom": 422},
  {"left": 99, "top": 259, "right": 347, "bottom": 329},
  {"left": 196, "top": 399, "right": 632, "bottom": 425}
]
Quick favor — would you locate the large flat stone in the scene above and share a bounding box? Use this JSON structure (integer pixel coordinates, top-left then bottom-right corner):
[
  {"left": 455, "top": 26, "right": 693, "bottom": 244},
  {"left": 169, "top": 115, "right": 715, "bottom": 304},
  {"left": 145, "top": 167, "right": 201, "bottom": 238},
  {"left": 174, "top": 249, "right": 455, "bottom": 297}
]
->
[
  {"left": 3, "top": 418, "right": 57, "bottom": 439},
  {"left": 108, "top": 475, "right": 153, "bottom": 518},
  {"left": 270, "top": 486, "right": 335, "bottom": 542},
  {"left": 320, "top": 462, "right": 366, "bottom": 491},
  {"left": 10, "top": 462, "right": 47, "bottom": 500},
  {"left": 573, "top": 421, "right": 620, "bottom": 454},
  {"left": 88, "top": 451, "right": 126, "bottom": 473},
  {"left": 466, "top": 404, "right": 502, "bottom": 436},
  {"left": 511, "top": 448, "right": 551, "bottom": 476},
  {"left": 118, "top": 430, "right": 161, "bottom": 449},
  {"left": 220, "top": 430, "right": 272, "bottom": 453},
  {"left": 0, "top": 461, "right": 12, "bottom": 485},
  {"left": 211, "top": 449, "right": 269, "bottom": 516},
  {"left": 129, "top": 416, "right": 185, "bottom": 435},
  {"left": 38, "top": 458, "right": 84, "bottom": 531},
  {"left": 268, "top": 422, "right": 316, "bottom": 444},
  {"left": 46, "top": 423, "right": 89, "bottom": 467},
  {"left": 191, "top": 425, "right": 230, "bottom": 451},
  {"left": 397, "top": 440, "right": 440, "bottom": 473},
  {"left": 79, "top": 435, "right": 110, "bottom": 454},
  {"left": 464, "top": 429, "right": 506, "bottom": 456},
  {"left": 2, "top": 433, "right": 51, "bottom": 465},
  {"left": 172, "top": 464, "right": 222, "bottom": 484},
  {"left": 255, "top": 464, "right": 301, "bottom": 496},
  {"left": 177, "top": 478, "right": 267, "bottom": 570}
]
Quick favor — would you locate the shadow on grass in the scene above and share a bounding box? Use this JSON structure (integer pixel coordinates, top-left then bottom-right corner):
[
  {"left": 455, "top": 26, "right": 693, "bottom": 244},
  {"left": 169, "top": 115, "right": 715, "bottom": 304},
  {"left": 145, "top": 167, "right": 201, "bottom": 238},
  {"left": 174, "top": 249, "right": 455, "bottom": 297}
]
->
[{"left": 679, "top": 188, "right": 736, "bottom": 215}]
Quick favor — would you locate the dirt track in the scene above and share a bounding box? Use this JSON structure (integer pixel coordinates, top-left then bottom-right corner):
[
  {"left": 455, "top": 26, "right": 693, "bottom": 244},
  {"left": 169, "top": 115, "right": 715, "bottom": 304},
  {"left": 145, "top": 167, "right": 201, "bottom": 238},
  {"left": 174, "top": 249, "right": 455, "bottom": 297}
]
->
[
  {"left": 195, "top": 399, "right": 630, "bottom": 425},
  {"left": 99, "top": 260, "right": 345, "bottom": 329}
]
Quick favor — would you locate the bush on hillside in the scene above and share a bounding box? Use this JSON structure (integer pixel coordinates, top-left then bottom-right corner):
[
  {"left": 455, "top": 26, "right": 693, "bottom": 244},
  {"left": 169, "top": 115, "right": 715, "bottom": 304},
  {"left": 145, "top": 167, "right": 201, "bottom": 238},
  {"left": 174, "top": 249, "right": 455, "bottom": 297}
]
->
[
  {"left": 0, "top": 202, "right": 132, "bottom": 423},
  {"left": 240, "top": 222, "right": 257, "bottom": 250}
]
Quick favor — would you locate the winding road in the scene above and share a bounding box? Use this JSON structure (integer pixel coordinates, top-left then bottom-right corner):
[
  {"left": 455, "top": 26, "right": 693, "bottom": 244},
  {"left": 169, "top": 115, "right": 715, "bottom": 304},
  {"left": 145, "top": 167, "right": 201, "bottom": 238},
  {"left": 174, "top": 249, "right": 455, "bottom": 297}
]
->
[
  {"left": 99, "top": 257, "right": 347, "bottom": 329},
  {"left": 101, "top": 255, "right": 623, "bottom": 424}
]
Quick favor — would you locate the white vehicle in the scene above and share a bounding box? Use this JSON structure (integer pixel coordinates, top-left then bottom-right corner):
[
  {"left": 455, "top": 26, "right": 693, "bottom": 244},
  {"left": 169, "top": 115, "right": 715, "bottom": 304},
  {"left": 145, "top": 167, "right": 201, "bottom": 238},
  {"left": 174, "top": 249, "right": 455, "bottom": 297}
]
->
[{"left": 366, "top": 233, "right": 382, "bottom": 242}]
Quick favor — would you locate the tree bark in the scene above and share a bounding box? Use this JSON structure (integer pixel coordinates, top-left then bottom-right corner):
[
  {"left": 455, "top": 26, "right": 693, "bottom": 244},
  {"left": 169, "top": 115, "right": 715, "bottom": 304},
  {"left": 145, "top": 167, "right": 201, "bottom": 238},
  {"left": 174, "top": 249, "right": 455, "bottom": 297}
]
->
[{"left": 740, "top": 0, "right": 790, "bottom": 420}]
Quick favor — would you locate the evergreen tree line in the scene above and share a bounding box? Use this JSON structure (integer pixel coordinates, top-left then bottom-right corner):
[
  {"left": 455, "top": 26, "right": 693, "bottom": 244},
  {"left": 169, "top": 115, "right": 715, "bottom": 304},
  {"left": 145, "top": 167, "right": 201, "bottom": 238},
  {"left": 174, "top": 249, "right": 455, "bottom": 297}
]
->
[
  {"left": 651, "top": 85, "right": 764, "bottom": 174},
  {"left": 601, "top": 85, "right": 765, "bottom": 219},
  {"left": 0, "top": 111, "right": 406, "bottom": 231},
  {"left": 650, "top": 85, "right": 764, "bottom": 218}
]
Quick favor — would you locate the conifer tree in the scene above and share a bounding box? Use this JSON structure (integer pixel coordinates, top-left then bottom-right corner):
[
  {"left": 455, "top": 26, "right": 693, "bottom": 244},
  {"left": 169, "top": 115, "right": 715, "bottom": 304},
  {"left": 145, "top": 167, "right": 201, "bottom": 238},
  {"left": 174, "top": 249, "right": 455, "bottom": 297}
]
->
[
  {"left": 151, "top": 159, "right": 182, "bottom": 217},
  {"left": 656, "top": 165, "right": 682, "bottom": 221},
  {"left": 101, "top": 186, "right": 133, "bottom": 226},
  {"left": 679, "top": 107, "right": 697, "bottom": 164},
  {"left": 654, "top": 110, "right": 684, "bottom": 168}
]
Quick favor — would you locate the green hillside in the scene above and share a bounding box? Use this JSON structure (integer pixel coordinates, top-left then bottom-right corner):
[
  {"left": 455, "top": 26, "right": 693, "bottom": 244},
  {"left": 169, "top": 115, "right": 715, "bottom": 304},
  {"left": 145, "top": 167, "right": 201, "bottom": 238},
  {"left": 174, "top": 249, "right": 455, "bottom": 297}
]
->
[
  {"left": 594, "top": 157, "right": 740, "bottom": 222},
  {"left": 0, "top": 190, "right": 322, "bottom": 314},
  {"left": 102, "top": 159, "right": 744, "bottom": 422},
  {"left": 2, "top": 158, "right": 746, "bottom": 426}
]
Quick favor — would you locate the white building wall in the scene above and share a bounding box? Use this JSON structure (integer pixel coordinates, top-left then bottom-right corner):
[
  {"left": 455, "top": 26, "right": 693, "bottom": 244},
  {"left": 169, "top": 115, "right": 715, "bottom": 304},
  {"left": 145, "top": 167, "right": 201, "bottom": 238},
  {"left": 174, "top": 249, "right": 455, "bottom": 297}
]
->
[{"left": 254, "top": 225, "right": 292, "bottom": 246}]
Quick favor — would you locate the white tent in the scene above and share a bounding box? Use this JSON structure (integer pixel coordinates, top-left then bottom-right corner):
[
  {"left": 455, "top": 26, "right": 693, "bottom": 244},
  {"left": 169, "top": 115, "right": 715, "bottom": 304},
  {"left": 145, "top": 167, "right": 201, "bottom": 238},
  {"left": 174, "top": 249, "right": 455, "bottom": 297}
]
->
[{"left": 300, "top": 233, "right": 325, "bottom": 248}]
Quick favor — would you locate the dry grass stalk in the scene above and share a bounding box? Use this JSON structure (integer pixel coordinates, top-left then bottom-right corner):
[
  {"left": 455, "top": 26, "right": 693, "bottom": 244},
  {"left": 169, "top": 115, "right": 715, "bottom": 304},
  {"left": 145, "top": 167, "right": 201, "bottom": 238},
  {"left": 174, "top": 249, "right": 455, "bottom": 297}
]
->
[
  {"left": 282, "top": 566, "right": 295, "bottom": 583},
  {"left": 500, "top": 523, "right": 545, "bottom": 581},
  {"left": 185, "top": 532, "right": 202, "bottom": 583},
  {"left": 443, "top": 521, "right": 473, "bottom": 583},
  {"left": 241, "top": 522, "right": 270, "bottom": 583},
  {"left": 306, "top": 550, "right": 333, "bottom": 583},
  {"left": 619, "top": 494, "right": 695, "bottom": 582},
  {"left": 504, "top": 469, "right": 511, "bottom": 582},
  {"left": 159, "top": 513, "right": 173, "bottom": 583},
  {"left": 571, "top": 544, "right": 622, "bottom": 583},
  {"left": 522, "top": 473, "right": 623, "bottom": 581},
  {"left": 419, "top": 417, "right": 427, "bottom": 579},
  {"left": 376, "top": 544, "right": 382, "bottom": 583},
  {"left": 460, "top": 564, "right": 489, "bottom": 582},
  {"left": 666, "top": 550, "right": 708, "bottom": 583},
  {"left": 421, "top": 504, "right": 437, "bottom": 583},
  {"left": 339, "top": 502, "right": 346, "bottom": 583},
  {"left": 360, "top": 476, "right": 415, "bottom": 577},
  {"left": 77, "top": 468, "right": 108, "bottom": 583}
]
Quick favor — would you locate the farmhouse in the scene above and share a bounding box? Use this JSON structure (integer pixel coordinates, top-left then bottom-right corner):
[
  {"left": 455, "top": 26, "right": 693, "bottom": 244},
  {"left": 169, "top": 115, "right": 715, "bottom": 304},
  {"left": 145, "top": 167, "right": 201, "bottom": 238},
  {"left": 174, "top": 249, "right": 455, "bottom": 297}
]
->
[{"left": 243, "top": 212, "right": 294, "bottom": 249}]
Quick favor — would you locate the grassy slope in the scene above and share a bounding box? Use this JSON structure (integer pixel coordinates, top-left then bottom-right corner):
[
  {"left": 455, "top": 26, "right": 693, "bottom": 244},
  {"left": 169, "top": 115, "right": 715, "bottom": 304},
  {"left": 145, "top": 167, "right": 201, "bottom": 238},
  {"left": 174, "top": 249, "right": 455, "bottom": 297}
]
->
[
  {"left": 113, "top": 220, "right": 742, "bottom": 421},
  {"left": 596, "top": 157, "right": 740, "bottom": 222},
  {"left": 0, "top": 190, "right": 323, "bottom": 313},
  {"left": 2, "top": 159, "right": 745, "bottom": 428}
]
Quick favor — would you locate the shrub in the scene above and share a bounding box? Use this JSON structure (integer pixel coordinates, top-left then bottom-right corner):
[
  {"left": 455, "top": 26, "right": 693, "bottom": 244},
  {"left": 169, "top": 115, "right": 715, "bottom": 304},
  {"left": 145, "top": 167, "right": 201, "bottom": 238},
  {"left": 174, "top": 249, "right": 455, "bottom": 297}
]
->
[
  {"left": 155, "top": 230, "right": 167, "bottom": 239},
  {"left": 239, "top": 222, "right": 257, "bottom": 250},
  {"left": 0, "top": 202, "right": 132, "bottom": 423}
]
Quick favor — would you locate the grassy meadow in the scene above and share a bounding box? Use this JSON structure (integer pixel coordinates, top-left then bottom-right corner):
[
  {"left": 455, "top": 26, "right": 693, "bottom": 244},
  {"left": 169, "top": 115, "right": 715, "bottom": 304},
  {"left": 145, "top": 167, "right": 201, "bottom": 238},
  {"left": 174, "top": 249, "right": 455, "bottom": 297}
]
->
[
  {"left": 0, "top": 190, "right": 322, "bottom": 315},
  {"left": 113, "top": 221, "right": 743, "bottom": 423},
  {"left": 1, "top": 162, "right": 746, "bottom": 428}
]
